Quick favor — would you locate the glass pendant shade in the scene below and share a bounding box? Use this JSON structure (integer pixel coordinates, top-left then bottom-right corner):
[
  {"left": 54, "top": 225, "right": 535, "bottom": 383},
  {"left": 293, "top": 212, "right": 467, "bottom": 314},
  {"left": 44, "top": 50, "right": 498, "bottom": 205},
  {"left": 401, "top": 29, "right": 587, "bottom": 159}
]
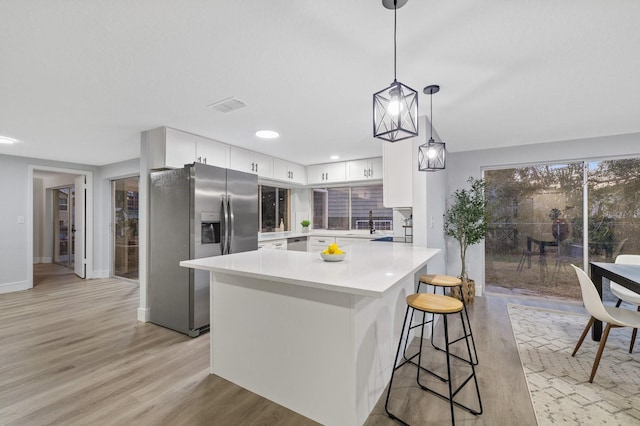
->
[
  {"left": 418, "top": 138, "right": 446, "bottom": 171},
  {"left": 373, "top": 80, "right": 419, "bottom": 142}
]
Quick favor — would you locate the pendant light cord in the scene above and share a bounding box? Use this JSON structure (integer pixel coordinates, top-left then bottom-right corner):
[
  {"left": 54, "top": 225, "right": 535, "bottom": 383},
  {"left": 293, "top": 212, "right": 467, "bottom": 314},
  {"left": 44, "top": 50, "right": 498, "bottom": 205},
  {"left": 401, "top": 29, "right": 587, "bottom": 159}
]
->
[
  {"left": 430, "top": 91, "right": 433, "bottom": 140},
  {"left": 393, "top": 1, "right": 397, "bottom": 81}
]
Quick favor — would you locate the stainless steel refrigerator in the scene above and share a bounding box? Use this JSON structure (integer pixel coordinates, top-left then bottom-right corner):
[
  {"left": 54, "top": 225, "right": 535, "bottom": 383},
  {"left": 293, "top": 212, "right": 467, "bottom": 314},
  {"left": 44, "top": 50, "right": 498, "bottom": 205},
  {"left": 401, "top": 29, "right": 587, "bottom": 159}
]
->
[{"left": 149, "top": 163, "right": 258, "bottom": 336}]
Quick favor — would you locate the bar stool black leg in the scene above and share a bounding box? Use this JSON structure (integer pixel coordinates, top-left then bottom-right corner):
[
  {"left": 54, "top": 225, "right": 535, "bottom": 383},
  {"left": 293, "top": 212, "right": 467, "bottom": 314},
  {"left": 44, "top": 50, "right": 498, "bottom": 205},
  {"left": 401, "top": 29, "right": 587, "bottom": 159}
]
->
[
  {"left": 444, "top": 315, "right": 455, "bottom": 425},
  {"left": 425, "top": 282, "right": 479, "bottom": 366},
  {"left": 385, "top": 305, "right": 411, "bottom": 425},
  {"left": 459, "top": 310, "right": 483, "bottom": 415}
]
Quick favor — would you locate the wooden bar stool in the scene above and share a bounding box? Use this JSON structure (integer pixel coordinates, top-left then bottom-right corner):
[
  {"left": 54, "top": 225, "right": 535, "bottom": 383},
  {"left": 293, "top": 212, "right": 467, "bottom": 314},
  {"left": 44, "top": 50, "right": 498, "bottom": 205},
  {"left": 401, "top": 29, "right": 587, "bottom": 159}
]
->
[
  {"left": 385, "top": 293, "right": 483, "bottom": 425},
  {"left": 416, "top": 274, "right": 479, "bottom": 366}
]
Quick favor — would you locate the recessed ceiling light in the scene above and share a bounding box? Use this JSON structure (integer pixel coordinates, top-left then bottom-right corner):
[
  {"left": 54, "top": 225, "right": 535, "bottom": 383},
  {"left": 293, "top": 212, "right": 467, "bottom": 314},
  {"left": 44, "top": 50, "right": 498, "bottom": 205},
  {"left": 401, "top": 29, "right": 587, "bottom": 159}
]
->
[
  {"left": 255, "top": 130, "right": 279, "bottom": 139},
  {"left": 330, "top": 155, "right": 340, "bottom": 160},
  {"left": 0, "top": 135, "right": 18, "bottom": 144}
]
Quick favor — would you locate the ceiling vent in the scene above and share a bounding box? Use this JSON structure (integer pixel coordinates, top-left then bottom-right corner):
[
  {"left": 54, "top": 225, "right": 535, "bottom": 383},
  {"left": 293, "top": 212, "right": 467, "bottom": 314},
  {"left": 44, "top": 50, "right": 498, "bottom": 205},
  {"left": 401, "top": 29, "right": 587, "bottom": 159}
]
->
[{"left": 208, "top": 97, "right": 246, "bottom": 113}]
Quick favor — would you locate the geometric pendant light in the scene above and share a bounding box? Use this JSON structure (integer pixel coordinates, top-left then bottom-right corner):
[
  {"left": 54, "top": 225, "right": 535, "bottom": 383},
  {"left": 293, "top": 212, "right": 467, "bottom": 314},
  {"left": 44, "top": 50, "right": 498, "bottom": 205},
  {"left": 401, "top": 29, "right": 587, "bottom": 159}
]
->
[
  {"left": 373, "top": 0, "right": 418, "bottom": 142},
  {"left": 418, "top": 84, "right": 446, "bottom": 171}
]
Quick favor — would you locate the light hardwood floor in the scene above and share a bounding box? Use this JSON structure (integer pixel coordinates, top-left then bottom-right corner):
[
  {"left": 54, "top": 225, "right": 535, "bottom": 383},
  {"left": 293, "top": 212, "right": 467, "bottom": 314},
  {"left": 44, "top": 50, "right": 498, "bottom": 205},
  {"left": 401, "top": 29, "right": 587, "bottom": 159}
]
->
[{"left": 1, "top": 264, "right": 585, "bottom": 425}]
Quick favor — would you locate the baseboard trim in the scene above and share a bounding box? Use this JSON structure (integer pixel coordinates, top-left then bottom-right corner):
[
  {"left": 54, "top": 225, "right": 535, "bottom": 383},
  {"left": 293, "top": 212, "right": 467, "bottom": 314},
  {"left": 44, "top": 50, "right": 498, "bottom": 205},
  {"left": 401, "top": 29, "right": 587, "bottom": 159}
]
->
[
  {"left": 0, "top": 280, "right": 30, "bottom": 294},
  {"left": 137, "top": 307, "right": 150, "bottom": 322}
]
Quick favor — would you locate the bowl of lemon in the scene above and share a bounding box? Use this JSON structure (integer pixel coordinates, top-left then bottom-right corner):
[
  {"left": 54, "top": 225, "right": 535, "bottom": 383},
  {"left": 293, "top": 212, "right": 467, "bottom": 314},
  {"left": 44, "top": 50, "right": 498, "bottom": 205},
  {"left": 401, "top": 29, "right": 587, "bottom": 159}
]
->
[{"left": 320, "top": 243, "right": 346, "bottom": 262}]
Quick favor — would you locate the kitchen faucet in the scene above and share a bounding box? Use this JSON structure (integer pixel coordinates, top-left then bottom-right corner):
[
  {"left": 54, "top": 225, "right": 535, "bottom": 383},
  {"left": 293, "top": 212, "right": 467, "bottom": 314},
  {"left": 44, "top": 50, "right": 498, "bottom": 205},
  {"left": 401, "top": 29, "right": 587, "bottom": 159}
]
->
[{"left": 369, "top": 210, "right": 375, "bottom": 234}]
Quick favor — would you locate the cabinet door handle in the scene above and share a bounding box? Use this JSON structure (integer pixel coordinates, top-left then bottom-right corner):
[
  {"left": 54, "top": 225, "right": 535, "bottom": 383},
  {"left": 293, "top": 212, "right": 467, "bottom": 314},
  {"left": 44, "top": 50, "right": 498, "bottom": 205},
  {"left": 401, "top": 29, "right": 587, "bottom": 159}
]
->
[
  {"left": 203, "top": 157, "right": 207, "bottom": 164},
  {"left": 369, "top": 168, "right": 373, "bottom": 177},
  {"left": 197, "top": 156, "right": 202, "bottom": 163},
  {"left": 255, "top": 163, "right": 258, "bottom": 173},
  {"left": 364, "top": 169, "right": 367, "bottom": 177}
]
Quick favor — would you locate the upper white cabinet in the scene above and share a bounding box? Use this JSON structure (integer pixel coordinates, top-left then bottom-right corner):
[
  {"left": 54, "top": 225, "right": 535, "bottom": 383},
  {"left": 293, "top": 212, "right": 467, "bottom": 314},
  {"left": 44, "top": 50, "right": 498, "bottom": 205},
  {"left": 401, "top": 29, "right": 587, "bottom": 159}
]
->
[
  {"left": 307, "top": 162, "right": 346, "bottom": 185},
  {"left": 383, "top": 140, "right": 413, "bottom": 207},
  {"left": 273, "top": 158, "right": 306, "bottom": 185},
  {"left": 346, "top": 157, "right": 383, "bottom": 182},
  {"left": 229, "top": 146, "right": 273, "bottom": 178},
  {"left": 143, "top": 127, "right": 229, "bottom": 170},
  {"left": 194, "top": 134, "right": 229, "bottom": 169}
]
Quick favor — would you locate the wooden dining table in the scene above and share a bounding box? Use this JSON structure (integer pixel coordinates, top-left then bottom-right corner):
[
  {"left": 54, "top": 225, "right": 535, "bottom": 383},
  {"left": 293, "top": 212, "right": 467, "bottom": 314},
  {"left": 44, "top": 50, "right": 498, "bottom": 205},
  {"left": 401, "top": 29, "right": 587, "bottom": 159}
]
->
[{"left": 589, "top": 262, "right": 640, "bottom": 340}]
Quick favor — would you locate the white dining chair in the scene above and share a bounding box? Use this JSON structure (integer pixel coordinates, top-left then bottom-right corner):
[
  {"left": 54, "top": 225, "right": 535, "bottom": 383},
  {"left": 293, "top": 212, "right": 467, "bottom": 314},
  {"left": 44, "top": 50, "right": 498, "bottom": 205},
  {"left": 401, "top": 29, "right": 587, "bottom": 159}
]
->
[
  {"left": 610, "top": 254, "right": 640, "bottom": 353},
  {"left": 570, "top": 264, "right": 640, "bottom": 383}
]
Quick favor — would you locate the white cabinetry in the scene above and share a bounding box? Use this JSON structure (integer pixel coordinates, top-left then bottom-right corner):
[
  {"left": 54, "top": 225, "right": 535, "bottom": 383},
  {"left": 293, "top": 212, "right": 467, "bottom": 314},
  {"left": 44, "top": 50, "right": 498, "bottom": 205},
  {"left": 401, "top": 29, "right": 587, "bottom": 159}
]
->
[
  {"left": 273, "top": 158, "right": 306, "bottom": 185},
  {"left": 383, "top": 140, "right": 413, "bottom": 207},
  {"left": 346, "top": 157, "right": 383, "bottom": 182},
  {"left": 307, "top": 162, "right": 346, "bottom": 185},
  {"left": 194, "top": 134, "right": 229, "bottom": 168},
  {"left": 335, "top": 237, "right": 368, "bottom": 248},
  {"left": 143, "top": 127, "right": 229, "bottom": 170},
  {"left": 308, "top": 236, "right": 335, "bottom": 252},
  {"left": 258, "top": 239, "right": 288, "bottom": 250},
  {"left": 229, "top": 146, "right": 273, "bottom": 178}
]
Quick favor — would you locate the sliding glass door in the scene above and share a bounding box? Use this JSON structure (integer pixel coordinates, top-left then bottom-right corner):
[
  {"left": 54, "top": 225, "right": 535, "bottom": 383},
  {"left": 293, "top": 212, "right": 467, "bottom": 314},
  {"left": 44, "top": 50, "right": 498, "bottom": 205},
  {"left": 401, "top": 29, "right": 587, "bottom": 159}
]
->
[
  {"left": 112, "top": 177, "right": 139, "bottom": 280},
  {"left": 485, "top": 157, "right": 640, "bottom": 300},
  {"left": 485, "top": 163, "right": 584, "bottom": 298}
]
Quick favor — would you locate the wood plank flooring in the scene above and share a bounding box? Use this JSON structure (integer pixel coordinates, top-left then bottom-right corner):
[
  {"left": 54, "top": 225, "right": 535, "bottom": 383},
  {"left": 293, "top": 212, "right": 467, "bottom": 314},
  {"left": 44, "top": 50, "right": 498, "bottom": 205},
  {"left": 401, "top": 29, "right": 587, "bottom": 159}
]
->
[{"left": 0, "top": 264, "right": 586, "bottom": 425}]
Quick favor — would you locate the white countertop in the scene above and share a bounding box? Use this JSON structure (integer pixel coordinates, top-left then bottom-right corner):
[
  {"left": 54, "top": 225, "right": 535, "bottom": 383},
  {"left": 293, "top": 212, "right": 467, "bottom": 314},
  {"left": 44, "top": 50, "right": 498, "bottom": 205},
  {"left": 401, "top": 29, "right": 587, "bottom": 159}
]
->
[
  {"left": 180, "top": 242, "right": 439, "bottom": 297},
  {"left": 258, "top": 230, "right": 392, "bottom": 242}
]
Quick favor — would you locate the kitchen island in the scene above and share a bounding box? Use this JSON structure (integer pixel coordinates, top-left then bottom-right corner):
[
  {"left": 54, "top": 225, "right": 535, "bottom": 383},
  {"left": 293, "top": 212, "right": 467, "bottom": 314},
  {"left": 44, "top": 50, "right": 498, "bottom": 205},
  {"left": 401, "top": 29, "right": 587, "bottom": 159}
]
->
[{"left": 180, "top": 243, "right": 440, "bottom": 426}]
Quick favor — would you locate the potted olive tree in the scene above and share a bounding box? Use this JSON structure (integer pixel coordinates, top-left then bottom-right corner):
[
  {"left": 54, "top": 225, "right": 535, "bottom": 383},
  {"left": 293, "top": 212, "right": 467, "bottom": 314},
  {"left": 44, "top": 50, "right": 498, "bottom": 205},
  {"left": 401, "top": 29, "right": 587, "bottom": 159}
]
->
[{"left": 443, "top": 177, "right": 488, "bottom": 304}]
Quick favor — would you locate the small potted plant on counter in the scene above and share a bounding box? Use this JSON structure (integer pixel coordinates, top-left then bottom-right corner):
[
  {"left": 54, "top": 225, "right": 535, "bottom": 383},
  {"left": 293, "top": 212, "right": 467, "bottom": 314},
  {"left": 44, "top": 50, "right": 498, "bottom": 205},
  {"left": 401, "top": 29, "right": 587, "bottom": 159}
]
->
[
  {"left": 443, "top": 177, "right": 488, "bottom": 304},
  {"left": 301, "top": 219, "right": 311, "bottom": 233}
]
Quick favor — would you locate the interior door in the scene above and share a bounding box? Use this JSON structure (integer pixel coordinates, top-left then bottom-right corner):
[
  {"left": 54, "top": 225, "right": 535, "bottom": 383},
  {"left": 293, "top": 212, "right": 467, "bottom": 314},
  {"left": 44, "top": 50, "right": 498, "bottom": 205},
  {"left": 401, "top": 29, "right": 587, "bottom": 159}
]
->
[{"left": 74, "top": 175, "right": 86, "bottom": 278}]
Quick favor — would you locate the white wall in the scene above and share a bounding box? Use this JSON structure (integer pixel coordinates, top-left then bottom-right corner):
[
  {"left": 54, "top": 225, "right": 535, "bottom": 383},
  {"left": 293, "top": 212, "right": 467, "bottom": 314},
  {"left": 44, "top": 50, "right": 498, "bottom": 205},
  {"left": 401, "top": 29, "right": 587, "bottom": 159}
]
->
[
  {"left": 446, "top": 132, "right": 640, "bottom": 294},
  {"left": 0, "top": 153, "right": 140, "bottom": 294},
  {"left": 0, "top": 154, "right": 99, "bottom": 293}
]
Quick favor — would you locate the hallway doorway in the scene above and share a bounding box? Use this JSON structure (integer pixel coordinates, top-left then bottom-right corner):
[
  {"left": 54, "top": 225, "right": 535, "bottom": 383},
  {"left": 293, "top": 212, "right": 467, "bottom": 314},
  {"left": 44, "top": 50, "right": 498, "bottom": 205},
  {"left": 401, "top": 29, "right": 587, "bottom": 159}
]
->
[{"left": 30, "top": 166, "right": 93, "bottom": 289}]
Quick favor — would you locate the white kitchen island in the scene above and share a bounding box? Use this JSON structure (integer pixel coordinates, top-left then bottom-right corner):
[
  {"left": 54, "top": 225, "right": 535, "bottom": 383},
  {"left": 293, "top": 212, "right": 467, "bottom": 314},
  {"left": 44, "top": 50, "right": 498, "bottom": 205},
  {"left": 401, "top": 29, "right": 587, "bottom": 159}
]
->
[{"left": 180, "top": 243, "right": 440, "bottom": 426}]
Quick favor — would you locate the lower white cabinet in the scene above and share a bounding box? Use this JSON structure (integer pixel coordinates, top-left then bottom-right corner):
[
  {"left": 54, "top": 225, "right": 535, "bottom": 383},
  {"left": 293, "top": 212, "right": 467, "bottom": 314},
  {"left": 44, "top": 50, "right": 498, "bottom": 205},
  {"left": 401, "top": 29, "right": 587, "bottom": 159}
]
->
[
  {"left": 308, "top": 236, "right": 335, "bottom": 252},
  {"left": 335, "top": 237, "right": 368, "bottom": 248},
  {"left": 258, "top": 239, "right": 288, "bottom": 250}
]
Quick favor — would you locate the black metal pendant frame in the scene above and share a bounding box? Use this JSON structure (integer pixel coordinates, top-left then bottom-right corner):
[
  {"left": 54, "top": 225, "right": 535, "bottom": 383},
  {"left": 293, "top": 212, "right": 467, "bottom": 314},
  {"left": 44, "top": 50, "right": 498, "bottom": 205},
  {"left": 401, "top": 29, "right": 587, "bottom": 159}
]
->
[{"left": 373, "top": 80, "right": 419, "bottom": 142}]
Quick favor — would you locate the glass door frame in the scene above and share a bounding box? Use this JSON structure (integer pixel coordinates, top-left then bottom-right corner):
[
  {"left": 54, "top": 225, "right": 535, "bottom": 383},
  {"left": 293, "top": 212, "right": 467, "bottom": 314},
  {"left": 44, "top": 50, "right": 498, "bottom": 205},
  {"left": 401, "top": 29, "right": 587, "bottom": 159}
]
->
[{"left": 111, "top": 175, "right": 140, "bottom": 280}]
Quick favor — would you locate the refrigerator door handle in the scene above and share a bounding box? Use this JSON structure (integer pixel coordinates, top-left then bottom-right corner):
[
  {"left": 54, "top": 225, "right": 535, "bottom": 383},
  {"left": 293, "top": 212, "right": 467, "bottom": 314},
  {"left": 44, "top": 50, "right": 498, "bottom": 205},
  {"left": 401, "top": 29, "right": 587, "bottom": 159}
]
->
[
  {"left": 227, "top": 195, "right": 235, "bottom": 254},
  {"left": 221, "top": 195, "right": 229, "bottom": 255}
]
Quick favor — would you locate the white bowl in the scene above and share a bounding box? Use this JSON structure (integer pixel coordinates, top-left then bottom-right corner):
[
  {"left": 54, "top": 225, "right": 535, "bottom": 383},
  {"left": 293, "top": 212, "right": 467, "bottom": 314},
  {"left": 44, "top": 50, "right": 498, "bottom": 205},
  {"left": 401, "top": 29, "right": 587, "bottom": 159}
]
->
[{"left": 320, "top": 252, "right": 346, "bottom": 262}]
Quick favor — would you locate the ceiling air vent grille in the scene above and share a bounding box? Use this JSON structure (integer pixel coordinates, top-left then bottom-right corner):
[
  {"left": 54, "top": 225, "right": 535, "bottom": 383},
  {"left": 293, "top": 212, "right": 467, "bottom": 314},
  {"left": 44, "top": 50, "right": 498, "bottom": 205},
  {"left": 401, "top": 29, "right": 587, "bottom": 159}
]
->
[{"left": 208, "top": 97, "right": 246, "bottom": 113}]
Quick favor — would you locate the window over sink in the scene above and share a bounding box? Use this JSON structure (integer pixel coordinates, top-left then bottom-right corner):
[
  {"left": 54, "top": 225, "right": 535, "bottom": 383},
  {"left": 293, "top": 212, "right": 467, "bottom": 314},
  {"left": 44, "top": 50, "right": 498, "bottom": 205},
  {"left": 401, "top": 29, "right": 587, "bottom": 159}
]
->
[
  {"left": 259, "top": 185, "right": 290, "bottom": 232},
  {"left": 313, "top": 184, "right": 392, "bottom": 231}
]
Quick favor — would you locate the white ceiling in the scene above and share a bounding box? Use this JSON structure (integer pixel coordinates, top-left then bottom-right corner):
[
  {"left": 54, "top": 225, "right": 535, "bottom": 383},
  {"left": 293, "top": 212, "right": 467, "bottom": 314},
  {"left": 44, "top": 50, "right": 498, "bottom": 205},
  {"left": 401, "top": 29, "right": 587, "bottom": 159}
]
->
[{"left": 1, "top": 1, "right": 639, "bottom": 167}]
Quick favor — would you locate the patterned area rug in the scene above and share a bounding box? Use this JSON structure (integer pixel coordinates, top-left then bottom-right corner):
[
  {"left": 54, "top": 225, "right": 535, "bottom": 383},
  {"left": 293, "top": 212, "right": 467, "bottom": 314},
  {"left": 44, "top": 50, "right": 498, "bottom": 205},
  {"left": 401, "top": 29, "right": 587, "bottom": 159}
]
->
[{"left": 508, "top": 304, "right": 640, "bottom": 425}]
